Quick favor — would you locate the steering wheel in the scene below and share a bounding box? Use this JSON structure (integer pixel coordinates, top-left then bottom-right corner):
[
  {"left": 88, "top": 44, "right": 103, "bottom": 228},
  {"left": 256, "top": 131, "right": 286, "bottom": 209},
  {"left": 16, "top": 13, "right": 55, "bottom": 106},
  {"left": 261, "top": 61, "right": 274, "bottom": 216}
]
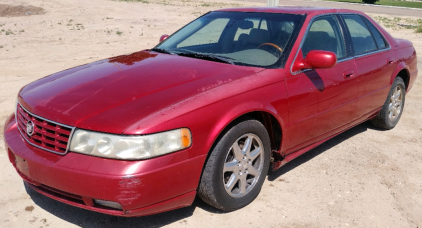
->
[{"left": 257, "top": 43, "right": 283, "bottom": 53}]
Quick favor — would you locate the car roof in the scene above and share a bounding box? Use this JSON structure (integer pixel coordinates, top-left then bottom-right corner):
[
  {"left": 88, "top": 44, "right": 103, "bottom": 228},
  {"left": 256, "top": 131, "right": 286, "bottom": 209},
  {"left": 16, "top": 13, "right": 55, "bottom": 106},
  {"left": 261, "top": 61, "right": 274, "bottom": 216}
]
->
[{"left": 215, "top": 6, "right": 362, "bottom": 17}]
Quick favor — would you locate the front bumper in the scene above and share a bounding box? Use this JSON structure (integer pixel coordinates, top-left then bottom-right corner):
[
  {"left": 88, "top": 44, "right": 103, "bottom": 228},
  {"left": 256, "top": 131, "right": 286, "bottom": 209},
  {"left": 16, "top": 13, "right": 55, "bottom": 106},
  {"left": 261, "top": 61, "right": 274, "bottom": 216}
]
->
[{"left": 4, "top": 114, "right": 206, "bottom": 217}]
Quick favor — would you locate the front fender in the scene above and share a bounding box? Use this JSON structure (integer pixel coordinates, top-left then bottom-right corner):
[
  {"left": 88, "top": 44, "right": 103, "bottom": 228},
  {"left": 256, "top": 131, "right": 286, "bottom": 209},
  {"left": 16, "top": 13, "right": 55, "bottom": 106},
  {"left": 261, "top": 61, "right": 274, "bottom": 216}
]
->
[
  {"left": 123, "top": 69, "right": 288, "bottom": 158},
  {"left": 202, "top": 101, "right": 285, "bottom": 159}
]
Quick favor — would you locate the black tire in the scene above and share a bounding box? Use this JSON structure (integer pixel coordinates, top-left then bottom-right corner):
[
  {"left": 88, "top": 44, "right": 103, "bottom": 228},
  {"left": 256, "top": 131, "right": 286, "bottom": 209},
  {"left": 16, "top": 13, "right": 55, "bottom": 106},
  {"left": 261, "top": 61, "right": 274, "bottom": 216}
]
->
[
  {"left": 370, "top": 77, "right": 406, "bottom": 130},
  {"left": 198, "top": 119, "right": 271, "bottom": 211}
]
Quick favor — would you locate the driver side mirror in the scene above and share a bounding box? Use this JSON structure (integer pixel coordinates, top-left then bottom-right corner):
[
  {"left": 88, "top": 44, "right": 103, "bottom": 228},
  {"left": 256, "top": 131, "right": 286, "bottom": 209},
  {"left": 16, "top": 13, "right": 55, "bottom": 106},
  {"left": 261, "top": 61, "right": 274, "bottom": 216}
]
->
[
  {"left": 159, "top": 34, "right": 169, "bottom": 43},
  {"left": 292, "top": 50, "right": 337, "bottom": 72}
]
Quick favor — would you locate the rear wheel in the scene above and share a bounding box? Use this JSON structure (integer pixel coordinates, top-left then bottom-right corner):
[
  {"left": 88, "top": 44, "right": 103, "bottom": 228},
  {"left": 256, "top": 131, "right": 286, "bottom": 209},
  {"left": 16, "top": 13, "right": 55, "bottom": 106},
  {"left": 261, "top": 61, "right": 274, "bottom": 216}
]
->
[
  {"left": 198, "top": 120, "right": 271, "bottom": 211},
  {"left": 370, "top": 77, "right": 406, "bottom": 130}
]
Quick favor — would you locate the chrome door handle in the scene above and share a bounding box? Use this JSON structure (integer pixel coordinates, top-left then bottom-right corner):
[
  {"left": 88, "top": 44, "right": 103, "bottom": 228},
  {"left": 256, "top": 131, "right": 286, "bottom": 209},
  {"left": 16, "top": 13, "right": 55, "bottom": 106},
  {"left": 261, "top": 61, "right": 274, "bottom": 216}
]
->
[{"left": 343, "top": 70, "right": 354, "bottom": 78}]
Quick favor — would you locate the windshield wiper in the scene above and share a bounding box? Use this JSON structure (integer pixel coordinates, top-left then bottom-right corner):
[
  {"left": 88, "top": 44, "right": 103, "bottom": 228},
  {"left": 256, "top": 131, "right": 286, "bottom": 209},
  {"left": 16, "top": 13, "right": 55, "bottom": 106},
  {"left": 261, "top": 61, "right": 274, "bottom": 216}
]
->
[
  {"left": 150, "top": 48, "right": 173, "bottom": 55},
  {"left": 175, "top": 51, "right": 234, "bottom": 65}
]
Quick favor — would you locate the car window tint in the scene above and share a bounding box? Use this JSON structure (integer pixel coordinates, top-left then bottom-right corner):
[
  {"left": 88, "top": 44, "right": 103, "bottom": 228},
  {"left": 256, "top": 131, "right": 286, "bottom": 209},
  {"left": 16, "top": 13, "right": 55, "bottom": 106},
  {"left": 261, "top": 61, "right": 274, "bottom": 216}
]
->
[
  {"left": 177, "top": 18, "right": 230, "bottom": 48},
  {"left": 279, "top": 21, "right": 294, "bottom": 34},
  {"left": 234, "top": 18, "right": 267, "bottom": 41},
  {"left": 260, "top": 19, "right": 268, "bottom": 30},
  {"left": 270, "top": 21, "right": 295, "bottom": 50},
  {"left": 342, "top": 14, "right": 377, "bottom": 55},
  {"left": 302, "top": 15, "right": 346, "bottom": 59},
  {"left": 157, "top": 12, "right": 305, "bottom": 68},
  {"left": 363, "top": 17, "right": 387, "bottom": 49}
]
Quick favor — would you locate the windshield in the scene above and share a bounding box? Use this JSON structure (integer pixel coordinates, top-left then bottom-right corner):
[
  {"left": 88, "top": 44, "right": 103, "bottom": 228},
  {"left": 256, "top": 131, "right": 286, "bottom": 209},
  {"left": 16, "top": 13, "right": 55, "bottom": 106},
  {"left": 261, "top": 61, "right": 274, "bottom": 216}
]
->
[{"left": 154, "top": 11, "right": 304, "bottom": 68}]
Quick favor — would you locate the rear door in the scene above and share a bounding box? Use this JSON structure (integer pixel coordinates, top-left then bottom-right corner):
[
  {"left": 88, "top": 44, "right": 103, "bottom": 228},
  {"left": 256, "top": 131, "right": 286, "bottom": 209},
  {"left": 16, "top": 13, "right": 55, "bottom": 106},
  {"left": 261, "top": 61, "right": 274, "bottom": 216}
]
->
[
  {"left": 340, "top": 14, "right": 396, "bottom": 118},
  {"left": 284, "top": 14, "right": 359, "bottom": 152}
]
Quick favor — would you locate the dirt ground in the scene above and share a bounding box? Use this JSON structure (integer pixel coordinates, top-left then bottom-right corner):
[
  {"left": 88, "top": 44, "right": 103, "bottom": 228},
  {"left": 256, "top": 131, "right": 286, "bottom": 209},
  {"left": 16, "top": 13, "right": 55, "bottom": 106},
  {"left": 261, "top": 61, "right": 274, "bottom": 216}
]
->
[{"left": 0, "top": 0, "right": 421, "bottom": 227}]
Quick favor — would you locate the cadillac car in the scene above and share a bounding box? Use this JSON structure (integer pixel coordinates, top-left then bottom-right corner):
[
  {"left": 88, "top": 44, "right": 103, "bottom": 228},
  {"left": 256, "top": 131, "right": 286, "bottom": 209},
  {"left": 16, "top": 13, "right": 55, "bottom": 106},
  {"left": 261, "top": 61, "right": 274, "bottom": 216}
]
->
[{"left": 3, "top": 7, "right": 418, "bottom": 216}]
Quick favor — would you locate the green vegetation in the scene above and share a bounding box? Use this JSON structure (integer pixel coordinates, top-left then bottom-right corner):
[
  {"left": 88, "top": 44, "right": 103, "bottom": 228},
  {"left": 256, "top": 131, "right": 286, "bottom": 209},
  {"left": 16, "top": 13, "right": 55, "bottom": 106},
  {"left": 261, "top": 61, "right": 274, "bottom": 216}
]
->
[
  {"left": 5, "top": 29, "right": 14, "bottom": 35},
  {"left": 75, "top": 24, "right": 84, "bottom": 30},
  {"left": 374, "top": 16, "right": 422, "bottom": 33},
  {"left": 325, "top": 0, "right": 422, "bottom": 9},
  {"left": 116, "top": 31, "right": 123, "bottom": 35}
]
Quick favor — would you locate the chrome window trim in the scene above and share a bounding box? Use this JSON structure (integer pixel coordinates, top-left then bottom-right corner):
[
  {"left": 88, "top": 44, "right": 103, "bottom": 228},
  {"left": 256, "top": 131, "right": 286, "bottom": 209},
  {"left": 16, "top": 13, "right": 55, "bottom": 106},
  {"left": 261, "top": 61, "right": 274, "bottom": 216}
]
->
[
  {"left": 15, "top": 102, "right": 76, "bottom": 155},
  {"left": 290, "top": 13, "right": 348, "bottom": 76},
  {"left": 337, "top": 56, "right": 354, "bottom": 63},
  {"left": 353, "top": 46, "right": 391, "bottom": 59}
]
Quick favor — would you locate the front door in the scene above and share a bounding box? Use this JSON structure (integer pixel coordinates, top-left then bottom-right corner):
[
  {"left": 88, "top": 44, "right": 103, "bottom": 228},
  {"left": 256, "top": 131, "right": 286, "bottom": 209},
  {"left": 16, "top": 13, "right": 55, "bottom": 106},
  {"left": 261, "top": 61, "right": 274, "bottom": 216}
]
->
[{"left": 284, "top": 15, "right": 358, "bottom": 152}]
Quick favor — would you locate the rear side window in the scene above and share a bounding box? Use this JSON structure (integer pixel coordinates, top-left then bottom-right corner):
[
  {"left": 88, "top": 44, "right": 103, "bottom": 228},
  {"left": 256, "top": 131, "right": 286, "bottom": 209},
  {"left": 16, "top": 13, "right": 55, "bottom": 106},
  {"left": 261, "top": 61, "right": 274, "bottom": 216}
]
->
[
  {"left": 342, "top": 14, "right": 377, "bottom": 55},
  {"left": 363, "top": 17, "right": 388, "bottom": 49}
]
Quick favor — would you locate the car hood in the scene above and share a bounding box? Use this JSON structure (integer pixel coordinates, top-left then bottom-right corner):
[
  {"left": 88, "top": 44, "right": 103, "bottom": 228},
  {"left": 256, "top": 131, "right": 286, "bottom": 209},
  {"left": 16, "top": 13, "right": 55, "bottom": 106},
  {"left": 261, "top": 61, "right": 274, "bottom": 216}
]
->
[{"left": 19, "top": 50, "right": 264, "bottom": 134}]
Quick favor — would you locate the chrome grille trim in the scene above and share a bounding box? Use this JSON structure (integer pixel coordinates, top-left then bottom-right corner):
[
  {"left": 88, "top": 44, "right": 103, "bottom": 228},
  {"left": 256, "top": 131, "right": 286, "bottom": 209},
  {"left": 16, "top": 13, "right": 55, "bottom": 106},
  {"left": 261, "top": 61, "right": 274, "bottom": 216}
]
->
[{"left": 15, "top": 102, "right": 76, "bottom": 155}]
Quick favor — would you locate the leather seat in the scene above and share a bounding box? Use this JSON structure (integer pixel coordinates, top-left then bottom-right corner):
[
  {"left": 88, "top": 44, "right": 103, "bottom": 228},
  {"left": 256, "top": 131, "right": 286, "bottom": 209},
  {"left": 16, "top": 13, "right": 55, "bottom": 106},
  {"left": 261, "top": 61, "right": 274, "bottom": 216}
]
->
[{"left": 247, "top": 28, "right": 271, "bottom": 48}]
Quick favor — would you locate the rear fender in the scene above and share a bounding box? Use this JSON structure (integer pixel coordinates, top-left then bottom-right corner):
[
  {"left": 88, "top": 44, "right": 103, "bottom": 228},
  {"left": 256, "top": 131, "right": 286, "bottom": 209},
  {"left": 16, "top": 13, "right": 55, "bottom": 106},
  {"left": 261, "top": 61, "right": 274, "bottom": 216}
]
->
[{"left": 390, "top": 61, "right": 408, "bottom": 86}]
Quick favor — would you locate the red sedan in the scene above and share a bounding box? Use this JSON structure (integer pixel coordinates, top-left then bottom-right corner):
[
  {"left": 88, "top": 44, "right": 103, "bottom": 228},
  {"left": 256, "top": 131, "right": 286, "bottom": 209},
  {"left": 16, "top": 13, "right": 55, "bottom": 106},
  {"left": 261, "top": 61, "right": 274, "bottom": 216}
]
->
[{"left": 3, "top": 7, "right": 418, "bottom": 216}]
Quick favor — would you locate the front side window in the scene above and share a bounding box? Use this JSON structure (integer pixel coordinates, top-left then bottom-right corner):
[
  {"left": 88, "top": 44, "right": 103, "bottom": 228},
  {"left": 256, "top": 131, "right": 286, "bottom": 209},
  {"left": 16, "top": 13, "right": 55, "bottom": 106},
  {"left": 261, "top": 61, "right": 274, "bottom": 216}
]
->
[
  {"left": 302, "top": 15, "right": 346, "bottom": 59},
  {"left": 342, "top": 14, "right": 378, "bottom": 55},
  {"left": 155, "top": 12, "right": 304, "bottom": 68}
]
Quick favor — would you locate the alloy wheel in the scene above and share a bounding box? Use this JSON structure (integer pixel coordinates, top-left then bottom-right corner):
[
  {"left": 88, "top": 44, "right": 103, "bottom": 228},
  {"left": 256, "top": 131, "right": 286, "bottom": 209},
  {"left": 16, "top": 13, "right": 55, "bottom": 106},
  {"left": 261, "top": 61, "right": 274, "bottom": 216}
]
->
[
  {"left": 222, "top": 133, "right": 264, "bottom": 198},
  {"left": 389, "top": 86, "right": 403, "bottom": 121}
]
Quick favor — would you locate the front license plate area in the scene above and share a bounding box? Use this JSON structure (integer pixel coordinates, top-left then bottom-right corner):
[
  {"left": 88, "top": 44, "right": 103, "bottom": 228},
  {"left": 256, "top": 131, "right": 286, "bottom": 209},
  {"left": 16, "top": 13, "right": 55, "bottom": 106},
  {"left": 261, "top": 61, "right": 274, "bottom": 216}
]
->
[{"left": 15, "top": 155, "right": 30, "bottom": 178}]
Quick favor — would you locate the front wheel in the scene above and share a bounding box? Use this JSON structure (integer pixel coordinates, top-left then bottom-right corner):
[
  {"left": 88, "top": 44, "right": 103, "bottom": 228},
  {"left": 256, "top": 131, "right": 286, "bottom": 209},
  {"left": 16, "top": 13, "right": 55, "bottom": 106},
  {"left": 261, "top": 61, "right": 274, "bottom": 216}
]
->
[
  {"left": 198, "top": 120, "right": 271, "bottom": 211},
  {"left": 370, "top": 77, "right": 406, "bottom": 130}
]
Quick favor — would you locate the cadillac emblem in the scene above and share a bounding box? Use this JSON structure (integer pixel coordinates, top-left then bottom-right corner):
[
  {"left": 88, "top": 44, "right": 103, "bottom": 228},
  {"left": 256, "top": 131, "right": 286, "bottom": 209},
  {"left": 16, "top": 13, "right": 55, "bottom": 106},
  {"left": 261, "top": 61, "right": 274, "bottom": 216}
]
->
[{"left": 26, "top": 120, "right": 35, "bottom": 136}]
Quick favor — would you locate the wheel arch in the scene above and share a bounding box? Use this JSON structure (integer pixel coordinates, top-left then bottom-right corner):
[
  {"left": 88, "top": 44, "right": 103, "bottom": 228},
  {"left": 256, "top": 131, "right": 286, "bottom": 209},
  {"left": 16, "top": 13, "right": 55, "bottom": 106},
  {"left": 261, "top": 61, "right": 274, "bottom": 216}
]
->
[
  {"left": 202, "top": 109, "right": 285, "bottom": 176},
  {"left": 391, "top": 62, "right": 410, "bottom": 91},
  {"left": 213, "top": 111, "right": 282, "bottom": 152},
  {"left": 396, "top": 69, "right": 410, "bottom": 91}
]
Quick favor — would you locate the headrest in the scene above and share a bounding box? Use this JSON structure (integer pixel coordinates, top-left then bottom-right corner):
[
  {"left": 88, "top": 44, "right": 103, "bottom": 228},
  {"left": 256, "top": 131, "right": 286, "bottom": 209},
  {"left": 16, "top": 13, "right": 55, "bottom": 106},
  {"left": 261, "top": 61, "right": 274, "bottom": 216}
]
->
[
  {"left": 248, "top": 28, "right": 270, "bottom": 45},
  {"left": 238, "top": 20, "right": 254, "bottom": 30}
]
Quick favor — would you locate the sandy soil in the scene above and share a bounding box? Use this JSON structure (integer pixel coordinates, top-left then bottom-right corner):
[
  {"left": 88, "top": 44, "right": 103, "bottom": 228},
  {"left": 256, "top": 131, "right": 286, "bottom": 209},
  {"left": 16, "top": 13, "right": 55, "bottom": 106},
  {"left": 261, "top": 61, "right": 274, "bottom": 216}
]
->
[{"left": 0, "top": 0, "right": 421, "bottom": 227}]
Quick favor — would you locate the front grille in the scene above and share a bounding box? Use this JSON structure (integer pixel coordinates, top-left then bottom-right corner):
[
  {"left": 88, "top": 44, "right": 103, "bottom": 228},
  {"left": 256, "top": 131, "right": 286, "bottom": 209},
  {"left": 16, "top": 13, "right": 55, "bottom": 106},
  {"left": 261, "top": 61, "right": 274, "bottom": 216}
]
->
[{"left": 16, "top": 104, "right": 74, "bottom": 154}]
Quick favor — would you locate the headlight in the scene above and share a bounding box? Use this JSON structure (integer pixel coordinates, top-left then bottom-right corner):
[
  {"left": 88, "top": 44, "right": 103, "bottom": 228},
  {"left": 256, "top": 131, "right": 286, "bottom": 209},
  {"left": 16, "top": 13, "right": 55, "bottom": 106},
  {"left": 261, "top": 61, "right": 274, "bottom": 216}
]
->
[{"left": 69, "top": 128, "right": 192, "bottom": 160}]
